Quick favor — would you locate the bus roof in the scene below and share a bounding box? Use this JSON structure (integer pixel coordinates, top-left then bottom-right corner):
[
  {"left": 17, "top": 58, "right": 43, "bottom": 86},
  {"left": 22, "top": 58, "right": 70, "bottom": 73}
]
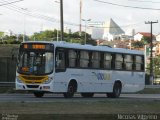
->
[{"left": 22, "top": 41, "right": 144, "bottom": 55}]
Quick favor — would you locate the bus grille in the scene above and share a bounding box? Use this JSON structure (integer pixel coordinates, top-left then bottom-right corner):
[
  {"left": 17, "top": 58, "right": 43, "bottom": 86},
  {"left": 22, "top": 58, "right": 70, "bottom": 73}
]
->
[
  {"left": 22, "top": 76, "right": 45, "bottom": 80},
  {"left": 27, "top": 85, "right": 39, "bottom": 88}
]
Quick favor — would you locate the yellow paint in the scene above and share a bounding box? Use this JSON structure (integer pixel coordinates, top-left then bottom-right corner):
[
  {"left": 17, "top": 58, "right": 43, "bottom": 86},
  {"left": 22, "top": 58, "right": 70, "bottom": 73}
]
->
[{"left": 19, "top": 75, "right": 48, "bottom": 84}]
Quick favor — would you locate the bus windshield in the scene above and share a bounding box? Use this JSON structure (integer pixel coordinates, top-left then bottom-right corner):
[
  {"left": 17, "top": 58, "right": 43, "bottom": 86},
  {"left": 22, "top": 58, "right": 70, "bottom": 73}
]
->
[{"left": 17, "top": 51, "right": 54, "bottom": 75}]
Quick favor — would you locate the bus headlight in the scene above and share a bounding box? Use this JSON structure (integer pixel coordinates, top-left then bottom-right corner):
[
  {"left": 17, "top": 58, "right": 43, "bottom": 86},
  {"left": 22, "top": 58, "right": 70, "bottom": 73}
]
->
[
  {"left": 16, "top": 76, "right": 23, "bottom": 83},
  {"left": 43, "top": 77, "right": 53, "bottom": 84}
]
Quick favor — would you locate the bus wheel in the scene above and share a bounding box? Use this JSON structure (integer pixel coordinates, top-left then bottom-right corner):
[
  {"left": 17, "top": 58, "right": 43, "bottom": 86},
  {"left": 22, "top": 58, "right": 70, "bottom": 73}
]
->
[
  {"left": 63, "top": 82, "right": 76, "bottom": 98},
  {"left": 34, "top": 91, "right": 44, "bottom": 98},
  {"left": 81, "top": 93, "right": 94, "bottom": 98},
  {"left": 107, "top": 82, "right": 122, "bottom": 98}
]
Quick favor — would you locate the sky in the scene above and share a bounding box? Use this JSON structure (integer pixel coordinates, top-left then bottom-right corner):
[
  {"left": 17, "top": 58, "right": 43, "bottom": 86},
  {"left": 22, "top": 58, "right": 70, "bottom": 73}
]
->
[{"left": 0, "top": 0, "right": 160, "bottom": 35}]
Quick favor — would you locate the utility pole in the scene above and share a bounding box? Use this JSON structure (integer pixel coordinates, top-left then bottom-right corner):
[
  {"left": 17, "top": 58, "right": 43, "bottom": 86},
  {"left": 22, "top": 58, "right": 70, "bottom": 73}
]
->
[
  {"left": 21, "top": 8, "right": 27, "bottom": 42},
  {"left": 82, "top": 19, "right": 91, "bottom": 44},
  {"left": 145, "top": 20, "right": 158, "bottom": 85},
  {"left": 79, "top": 0, "right": 82, "bottom": 36},
  {"left": 60, "top": 0, "right": 64, "bottom": 41}
]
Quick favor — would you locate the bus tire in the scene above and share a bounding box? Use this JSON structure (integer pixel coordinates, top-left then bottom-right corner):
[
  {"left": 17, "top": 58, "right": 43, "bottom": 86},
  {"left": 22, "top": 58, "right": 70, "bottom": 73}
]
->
[
  {"left": 63, "top": 81, "right": 77, "bottom": 98},
  {"left": 107, "top": 82, "right": 122, "bottom": 98},
  {"left": 34, "top": 91, "right": 44, "bottom": 98},
  {"left": 81, "top": 93, "right": 94, "bottom": 98}
]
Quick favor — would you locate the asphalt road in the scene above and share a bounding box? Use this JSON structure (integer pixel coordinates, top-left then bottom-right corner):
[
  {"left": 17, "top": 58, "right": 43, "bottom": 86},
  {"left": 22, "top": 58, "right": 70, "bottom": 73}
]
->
[{"left": 0, "top": 93, "right": 160, "bottom": 102}]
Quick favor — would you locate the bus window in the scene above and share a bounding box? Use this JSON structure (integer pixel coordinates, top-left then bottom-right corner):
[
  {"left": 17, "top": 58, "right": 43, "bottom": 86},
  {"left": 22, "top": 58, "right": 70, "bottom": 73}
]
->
[
  {"left": 92, "top": 52, "right": 100, "bottom": 68},
  {"left": 135, "top": 56, "right": 143, "bottom": 71},
  {"left": 68, "top": 50, "right": 77, "bottom": 67},
  {"left": 80, "top": 51, "right": 89, "bottom": 68},
  {"left": 45, "top": 53, "right": 54, "bottom": 73},
  {"left": 124, "top": 55, "right": 133, "bottom": 70},
  {"left": 56, "top": 50, "right": 65, "bottom": 70},
  {"left": 104, "top": 53, "right": 112, "bottom": 69},
  {"left": 17, "top": 52, "right": 53, "bottom": 75},
  {"left": 115, "top": 54, "right": 123, "bottom": 70}
]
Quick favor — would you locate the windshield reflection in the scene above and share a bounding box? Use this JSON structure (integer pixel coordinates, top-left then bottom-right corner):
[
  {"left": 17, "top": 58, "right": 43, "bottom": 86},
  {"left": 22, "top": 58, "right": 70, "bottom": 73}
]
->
[{"left": 17, "top": 51, "right": 53, "bottom": 75}]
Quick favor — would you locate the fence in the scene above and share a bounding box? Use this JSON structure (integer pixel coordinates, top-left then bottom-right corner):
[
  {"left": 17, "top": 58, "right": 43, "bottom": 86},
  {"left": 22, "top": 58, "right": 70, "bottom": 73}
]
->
[{"left": 0, "top": 57, "right": 16, "bottom": 86}]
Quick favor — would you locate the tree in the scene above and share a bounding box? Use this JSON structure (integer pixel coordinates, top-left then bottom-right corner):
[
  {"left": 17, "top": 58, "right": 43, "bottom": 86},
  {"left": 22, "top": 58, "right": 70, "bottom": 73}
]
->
[
  {"left": 146, "top": 55, "right": 160, "bottom": 78},
  {"left": 132, "top": 41, "right": 144, "bottom": 48},
  {"left": 30, "top": 30, "right": 56, "bottom": 41},
  {"left": 141, "top": 36, "right": 151, "bottom": 44}
]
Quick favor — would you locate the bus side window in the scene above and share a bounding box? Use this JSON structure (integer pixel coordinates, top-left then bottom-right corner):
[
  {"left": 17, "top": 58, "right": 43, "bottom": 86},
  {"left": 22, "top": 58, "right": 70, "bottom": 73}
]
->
[
  {"left": 56, "top": 50, "right": 66, "bottom": 71},
  {"left": 115, "top": 54, "right": 123, "bottom": 70},
  {"left": 68, "top": 50, "right": 77, "bottom": 67},
  {"left": 135, "top": 55, "right": 143, "bottom": 71},
  {"left": 91, "top": 52, "right": 100, "bottom": 68},
  {"left": 124, "top": 55, "right": 133, "bottom": 70},
  {"left": 80, "top": 51, "right": 89, "bottom": 68},
  {"left": 104, "top": 53, "right": 112, "bottom": 69}
]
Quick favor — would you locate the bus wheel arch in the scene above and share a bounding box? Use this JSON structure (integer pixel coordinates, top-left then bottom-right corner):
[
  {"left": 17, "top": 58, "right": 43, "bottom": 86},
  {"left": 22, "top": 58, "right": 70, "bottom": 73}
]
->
[
  {"left": 63, "top": 79, "right": 77, "bottom": 98},
  {"left": 107, "top": 80, "right": 122, "bottom": 98}
]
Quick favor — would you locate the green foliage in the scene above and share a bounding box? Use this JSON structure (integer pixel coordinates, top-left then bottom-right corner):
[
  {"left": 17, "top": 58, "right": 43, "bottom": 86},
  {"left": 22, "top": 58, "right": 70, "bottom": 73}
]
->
[
  {"left": 0, "top": 31, "right": 4, "bottom": 37},
  {"left": 0, "top": 29, "right": 96, "bottom": 45},
  {"left": 30, "top": 30, "right": 95, "bottom": 45},
  {"left": 30, "top": 30, "right": 57, "bottom": 41},
  {"left": 146, "top": 55, "right": 160, "bottom": 77},
  {"left": 141, "top": 36, "right": 151, "bottom": 44},
  {"left": 132, "top": 41, "right": 144, "bottom": 48}
]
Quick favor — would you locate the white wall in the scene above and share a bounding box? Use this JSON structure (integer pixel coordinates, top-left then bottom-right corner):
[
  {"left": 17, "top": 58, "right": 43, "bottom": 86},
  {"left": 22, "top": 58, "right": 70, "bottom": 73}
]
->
[{"left": 134, "top": 33, "right": 143, "bottom": 41}]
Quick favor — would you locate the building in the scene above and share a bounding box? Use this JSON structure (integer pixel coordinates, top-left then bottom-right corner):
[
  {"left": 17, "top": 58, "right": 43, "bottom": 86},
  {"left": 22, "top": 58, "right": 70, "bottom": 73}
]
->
[
  {"left": 89, "top": 18, "right": 125, "bottom": 41},
  {"left": 155, "top": 42, "right": 160, "bottom": 56},
  {"left": 88, "top": 21, "right": 104, "bottom": 40},
  {"left": 156, "top": 34, "right": 160, "bottom": 41},
  {"left": 64, "top": 27, "right": 71, "bottom": 34},
  {"left": 4, "top": 30, "right": 13, "bottom": 36},
  {"left": 134, "top": 32, "right": 154, "bottom": 41},
  {"left": 103, "top": 18, "right": 125, "bottom": 41}
]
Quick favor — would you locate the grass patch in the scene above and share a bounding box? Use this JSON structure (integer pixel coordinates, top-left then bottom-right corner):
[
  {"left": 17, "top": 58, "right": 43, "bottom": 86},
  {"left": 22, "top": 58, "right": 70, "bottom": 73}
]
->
[
  {"left": 137, "top": 88, "right": 160, "bottom": 94},
  {"left": 0, "top": 100, "right": 160, "bottom": 120},
  {"left": 1, "top": 87, "right": 160, "bottom": 94},
  {"left": 0, "top": 87, "right": 15, "bottom": 93},
  {"left": 0, "top": 100, "right": 160, "bottom": 114}
]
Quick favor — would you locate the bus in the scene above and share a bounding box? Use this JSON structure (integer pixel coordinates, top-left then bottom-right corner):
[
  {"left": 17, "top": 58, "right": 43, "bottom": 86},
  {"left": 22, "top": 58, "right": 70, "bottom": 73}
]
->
[{"left": 15, "top": 41, "right": 145, "bottom": 98}]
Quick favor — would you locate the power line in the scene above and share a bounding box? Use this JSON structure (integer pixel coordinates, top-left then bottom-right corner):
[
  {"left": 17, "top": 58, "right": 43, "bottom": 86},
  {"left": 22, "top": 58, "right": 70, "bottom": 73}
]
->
[
  {"left": 88, "top": 21, "right": 143, "bottom": 28},
  {"left": 0, "top": 0, "right": 145, "bottom": 30},
  {"left": 92, "top": 0, "right": 160, "bottom": 10},
  {"left": 128, "top": 0, "right": 160, "bottom": 3},
  {"left": 2, "top": 3, "right": 143, "bottom": 29},
  {"left": 0, "top": 0, "right": 24, "bottom": 6},
  {"left": 1, "top": 0, "right": 80, "bottom": 27}
]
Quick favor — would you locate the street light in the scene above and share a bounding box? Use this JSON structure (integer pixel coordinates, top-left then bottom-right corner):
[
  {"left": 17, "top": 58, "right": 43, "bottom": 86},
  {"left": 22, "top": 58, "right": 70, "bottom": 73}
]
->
[{"left": 82, "top": 19, "right": 91, "bottom": 44}]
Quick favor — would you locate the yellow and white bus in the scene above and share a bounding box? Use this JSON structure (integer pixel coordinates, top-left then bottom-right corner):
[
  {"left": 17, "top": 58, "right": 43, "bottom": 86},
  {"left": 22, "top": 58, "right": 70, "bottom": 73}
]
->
[{"left": 16, "top": 41, "right": 145, "bottom": 98}]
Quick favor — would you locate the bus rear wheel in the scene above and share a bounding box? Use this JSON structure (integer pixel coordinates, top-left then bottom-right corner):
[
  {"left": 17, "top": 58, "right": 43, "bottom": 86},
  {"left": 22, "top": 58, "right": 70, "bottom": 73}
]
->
[
  {"left": 81, "top": 93, "right": 94, "bottom": 98},
  {"left": 107, "top": 82, "right": 121, "bottom": 98},
  {"left": 34, "top": 91, "right": 44, "bottom": 98},
  {"left": 63, "top": 82, "right": 76, "bottom": 98}
]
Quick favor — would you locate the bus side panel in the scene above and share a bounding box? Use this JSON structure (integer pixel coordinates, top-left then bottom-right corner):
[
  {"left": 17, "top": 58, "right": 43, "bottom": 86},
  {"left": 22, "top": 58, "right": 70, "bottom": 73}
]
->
[
  {"left": 53, "top": 69, "right": 145, "bottom": 93},
  {"left": 112, "top": 71, "right": 145, "bottom": 93},
  {"left": 53, "top": 69, "right": 114, "bottom": 93}
]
